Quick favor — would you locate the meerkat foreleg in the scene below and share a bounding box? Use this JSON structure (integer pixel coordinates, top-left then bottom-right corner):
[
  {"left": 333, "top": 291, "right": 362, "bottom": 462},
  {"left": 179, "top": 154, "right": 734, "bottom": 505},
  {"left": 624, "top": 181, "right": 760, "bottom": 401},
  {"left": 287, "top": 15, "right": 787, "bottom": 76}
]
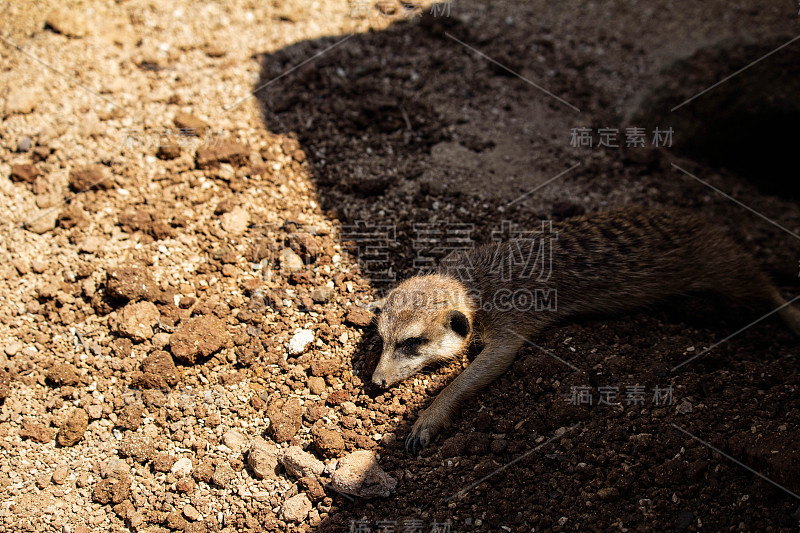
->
[{"left": 406, "top": 333, "right": 526, "bottom": 453}]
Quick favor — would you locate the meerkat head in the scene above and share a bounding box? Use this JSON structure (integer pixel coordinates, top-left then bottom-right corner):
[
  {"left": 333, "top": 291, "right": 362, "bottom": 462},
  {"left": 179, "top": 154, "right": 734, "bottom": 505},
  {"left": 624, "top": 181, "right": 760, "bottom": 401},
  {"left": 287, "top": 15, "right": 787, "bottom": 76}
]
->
[{"left": 370, "top": 274, "right": 473, "bottom": 388}]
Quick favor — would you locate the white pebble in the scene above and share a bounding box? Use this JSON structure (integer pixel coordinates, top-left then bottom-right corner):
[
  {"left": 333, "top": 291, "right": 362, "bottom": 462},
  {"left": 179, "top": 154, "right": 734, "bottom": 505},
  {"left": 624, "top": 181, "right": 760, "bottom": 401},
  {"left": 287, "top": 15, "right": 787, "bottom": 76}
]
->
[
  {"left": 171, "top": 458, "right": 193, "bottom": 477},
  {"left": 288, "top": 329, "right": 314, "bottom": 355}
]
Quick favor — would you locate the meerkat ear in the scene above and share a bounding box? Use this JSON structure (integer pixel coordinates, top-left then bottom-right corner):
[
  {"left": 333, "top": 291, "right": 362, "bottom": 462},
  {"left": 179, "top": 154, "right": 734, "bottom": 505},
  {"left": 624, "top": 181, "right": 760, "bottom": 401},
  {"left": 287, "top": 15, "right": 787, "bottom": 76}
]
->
[
  {"left": 367, "top": 297, "right": 388, "bottom": 314},
  {"left": 447, "top": 310, "right": 470, "bottom": 337}
]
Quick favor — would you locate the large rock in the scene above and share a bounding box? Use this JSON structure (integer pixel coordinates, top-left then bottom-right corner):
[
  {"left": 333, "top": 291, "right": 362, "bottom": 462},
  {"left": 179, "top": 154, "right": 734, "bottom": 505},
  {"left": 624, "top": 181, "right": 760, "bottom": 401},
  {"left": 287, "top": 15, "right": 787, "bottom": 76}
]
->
[
  {"left": 312, "top": 424, "right": 345, "bottom": 459},
  {"left": 46, "top": 363, "right": 80, "bottom": 387},
  {"left": 115, "top": 301, "right": 159, "bottom": 342},
  {"left": 170, "top": 315, "right": 229, "bottom": 364},
  {"left": 93, "top": 475, "right": 131, "bottom": 505},
  {"left": 45, "top": 9, "right": 88, "bottom": 38},
  {"left": 105, "top": 267, "right": 159, "bottom": 302},
  {"left": 247, "top": 438, "right": 279, "bottom": 480},
  {"left": 57, "top": 408, "right": 88, "bottom": 447},
  {"left": 10, "top": 164, "right": 39, "bottom": 183},
  {"left": 171, "top": 458, "right": 193, "bottom": 477},
  {"left": 279, "top": 248, "right": 304, "bottom": 273},
  {"left": 24, "top": 208, "right": 59, "bottom": 234},
  {"left": 173, "top": 112, "right": 209, "bottom": 136},
  {"left": 211, "top": 462, "right": 236, "bottom": 487},
  {"left": 279, "top": 446, "right": 324, "bottom": 479},
  {"left": 279, "top": 493, "right": 311, "bottom": 523},
  {"left": 69, "top": 165, "right": 113, "bottom": 191},
  {"left": 130, "top": 351, "right": 179, "bottom": 389},
  {"left": 222, "top": 429, "right": 246, "bottom": 453},
  {"left": 220, "top": 207, "right": 249, "bottom": 235},
  {"left": 195, "top": 141, "right": 249, "bottom": 169},
  {"left": 331, "top": 450, "right": 397, "bottom": 498},
  {"left": 266, "top": 397, "right": 303, "bottom": 443}
]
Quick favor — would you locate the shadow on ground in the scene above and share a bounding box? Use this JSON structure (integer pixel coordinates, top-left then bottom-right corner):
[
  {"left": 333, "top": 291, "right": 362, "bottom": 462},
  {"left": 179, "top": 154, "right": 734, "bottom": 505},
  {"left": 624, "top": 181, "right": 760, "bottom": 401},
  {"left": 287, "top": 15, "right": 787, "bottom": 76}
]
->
[{"left": 254, "top": 3, "right": 800, "bottom": 530}]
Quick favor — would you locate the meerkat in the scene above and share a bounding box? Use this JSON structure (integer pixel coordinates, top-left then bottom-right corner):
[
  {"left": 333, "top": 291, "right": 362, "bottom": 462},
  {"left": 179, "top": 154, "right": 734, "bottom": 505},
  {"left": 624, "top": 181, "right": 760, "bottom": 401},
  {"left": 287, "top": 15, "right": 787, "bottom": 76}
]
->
[{"left": 368, "top": 206, "right": 800, "bottom": 453}]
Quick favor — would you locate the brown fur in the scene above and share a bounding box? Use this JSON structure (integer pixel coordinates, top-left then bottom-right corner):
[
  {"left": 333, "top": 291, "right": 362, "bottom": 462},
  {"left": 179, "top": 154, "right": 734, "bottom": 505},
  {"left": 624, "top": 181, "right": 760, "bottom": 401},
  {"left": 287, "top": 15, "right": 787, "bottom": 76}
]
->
[{"left": 371, "top": 207, "right": 800, "bottom": 452}]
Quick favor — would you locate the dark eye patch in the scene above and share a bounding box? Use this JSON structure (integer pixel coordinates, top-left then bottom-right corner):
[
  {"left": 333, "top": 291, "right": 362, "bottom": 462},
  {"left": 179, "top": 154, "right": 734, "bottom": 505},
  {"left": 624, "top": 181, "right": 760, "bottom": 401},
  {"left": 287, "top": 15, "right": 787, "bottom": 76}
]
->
[{"left": 397, "top": 336, "right": 426, "bottom": 356}]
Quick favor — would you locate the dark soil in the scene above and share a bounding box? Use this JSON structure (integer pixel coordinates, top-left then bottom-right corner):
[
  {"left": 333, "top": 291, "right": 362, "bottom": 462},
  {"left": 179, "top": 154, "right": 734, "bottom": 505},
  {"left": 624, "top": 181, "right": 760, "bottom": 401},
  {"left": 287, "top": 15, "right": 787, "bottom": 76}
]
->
[{"left": 258, "top": 1, "right": 800, "bottom": 531}]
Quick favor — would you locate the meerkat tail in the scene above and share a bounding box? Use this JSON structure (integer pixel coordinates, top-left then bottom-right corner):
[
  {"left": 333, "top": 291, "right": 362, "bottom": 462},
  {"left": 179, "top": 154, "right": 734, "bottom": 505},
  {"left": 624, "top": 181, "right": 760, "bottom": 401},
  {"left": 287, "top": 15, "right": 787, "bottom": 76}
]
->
[{"left": 767, "top": 287, "right": 800, "bottom": 336}]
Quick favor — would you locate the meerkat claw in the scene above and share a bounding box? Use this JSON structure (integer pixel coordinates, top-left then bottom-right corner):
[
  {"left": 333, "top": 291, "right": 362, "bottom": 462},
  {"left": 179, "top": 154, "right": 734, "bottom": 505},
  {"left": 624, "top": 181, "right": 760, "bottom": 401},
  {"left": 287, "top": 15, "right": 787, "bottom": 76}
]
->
[{"left": 406, "top": 425, "right": 433, "bottom": 454}]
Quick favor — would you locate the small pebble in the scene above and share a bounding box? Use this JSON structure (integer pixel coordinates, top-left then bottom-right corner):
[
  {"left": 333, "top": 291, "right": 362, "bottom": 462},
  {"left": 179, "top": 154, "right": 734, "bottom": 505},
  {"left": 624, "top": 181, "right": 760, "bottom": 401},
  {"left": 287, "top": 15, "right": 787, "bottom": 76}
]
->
[
  {"left": 183, "top": 504, "right": 201, "bottom": 522},
  {"left": 52, "top": 465, "right": 69, "bottom": 485},
  {"left": 17, "top": 137, "right": 32, "bottom": 152},
  {"left": 171, "top": 458, "right": 193, "bottom": 477},
  {"left": 288, "top": 329, "right": 314, "bottom": 355}
]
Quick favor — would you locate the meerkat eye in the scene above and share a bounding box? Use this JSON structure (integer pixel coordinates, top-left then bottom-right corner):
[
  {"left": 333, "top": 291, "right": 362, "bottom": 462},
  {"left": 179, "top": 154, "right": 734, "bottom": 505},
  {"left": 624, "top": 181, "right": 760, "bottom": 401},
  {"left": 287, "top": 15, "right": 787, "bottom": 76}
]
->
[{"left": 397, "top": 337, "right": 426, "bottom": 356}]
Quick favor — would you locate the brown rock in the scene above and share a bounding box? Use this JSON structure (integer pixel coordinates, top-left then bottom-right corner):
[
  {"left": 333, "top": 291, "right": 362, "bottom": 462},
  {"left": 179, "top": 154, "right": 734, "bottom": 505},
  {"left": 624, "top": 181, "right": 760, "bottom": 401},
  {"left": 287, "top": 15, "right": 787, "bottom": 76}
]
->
[
  {"left": 326, "top": 390, "right": 348, "bottom": 406},
  {"left": 192, "top": 460, "right": 214, "bottom": 483},
  {"left": 117, "top": 209, "right": 152, "bottom": 233},
  {"left": 220, "top": 207, "right": 250, "bottom": 235},
  {"left": 57, "top": 204, "right": 87, "bottom": 229},
  {"left": 130, "top": 351, "right": 179, "bottom": 389},
  {"left": 157, "top": 142, "right": 181, "bottom": 160},
  {"left": 32, "top": 145, "right": 52, "bottom": 161},
  {"left": 279, "top": 446, "right": 325, "bottom": 479},
  {"left": 299, "top": 476, "right": 326, "bottom": 502},
  {"left": 288, "top": 233, "right": 321, "bottom": 261},
  {"left": 19, "top": 421, "right": 55, "bottom": 443},
  {"left": 112, "top": 338, "right": 134, "bottom": 358},
  {"left": 310, "top": 286, "right": 334, "bottom": 304},
  {"left": 116, "top": 404, "right": 143, "bottom": 431},
  {"left": 183, "top": 503, "right": 201, "bottom": 521},
  {"left": 312, "top": 424, "right": 345, "bottom": 458},
  {"left": 310, "top": 358, "right": 340, "bottom": 378},
  {"left": 345, "top": 307, "right": 373, "bottom": 328},
  {"left": 266, "top": 397, "right": 303, "bottom": 443},
  {"left": 46, "top": 363, "right": 80, "bottom": 387},
  {"left": 10, "top": 164, "right": 39, "bottom": 183},
  {"left": 51, "top": 465, "right": 69, "bottom": 485},
  {"left": 106, "top": 267, "right": 159, "bottom": 302},
  {"left": 597, "top": 487, "right": 619, "bottom": 501},
  {"left": 113, "top": 500, "right": 134, "bottom": 519},
  {"left": 279, "top": 493, "right": 312, "bottom": 523},
  {"left": 153, "top": 453, "right": 176, "bottom": 473},
  {"left": 166, "top": 511, "right": 189, "bottom": 531},
  {"left": 115, "top": 301, "right": 159, "bottom": 341},
  {"left": 307, "top": 376, "right": 326, "bottom": 395},
  {"left": 170, "top": 315, "right": 230, "bottom": 364},
  {"left": 267, "top": 412, "right": 301, "bottom": 444},
  {"left": 57, "top": 408, "right": 88, "bottom": 446},
  {"left": 173, "top": 112, "right": 209, "bottom": 136},
  {"left": 45, "top": 9, "right": 88, "bottom": 38},
  {"left": 176, "top": 478, "right": 195, "bottom": 493},
  {"left": 196, "top": 141, "right": 249, "bottom": 169},
  {"left": 69, "top": 165, "right": 113, "bottom": 191},
  {"left": 93, "top": 475, "right": 131, "bottom": 505},
  {"left": 211, "top": 462, "right": 235, "bottom": 487},
  {"left": 118, "top": 434, "right": 154, "bottom": 463},
  {"left": 25, "top": 208, "right": 59, "bottom": 234}
]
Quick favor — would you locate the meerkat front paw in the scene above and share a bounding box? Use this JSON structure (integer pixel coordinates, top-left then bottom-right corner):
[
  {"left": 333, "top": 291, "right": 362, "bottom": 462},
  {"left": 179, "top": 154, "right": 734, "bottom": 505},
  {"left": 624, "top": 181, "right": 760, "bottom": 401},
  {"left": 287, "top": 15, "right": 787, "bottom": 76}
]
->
[{"left": 405, "top": 409, "right": 445, "bottom": 454}]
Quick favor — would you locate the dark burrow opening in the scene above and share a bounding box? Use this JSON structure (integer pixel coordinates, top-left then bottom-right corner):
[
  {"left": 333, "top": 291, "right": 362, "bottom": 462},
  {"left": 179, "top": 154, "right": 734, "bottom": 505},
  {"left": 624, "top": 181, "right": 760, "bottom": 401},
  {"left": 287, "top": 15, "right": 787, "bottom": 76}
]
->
[{"left": 630, "top": 35, "right": 800, "bottom": 198}]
